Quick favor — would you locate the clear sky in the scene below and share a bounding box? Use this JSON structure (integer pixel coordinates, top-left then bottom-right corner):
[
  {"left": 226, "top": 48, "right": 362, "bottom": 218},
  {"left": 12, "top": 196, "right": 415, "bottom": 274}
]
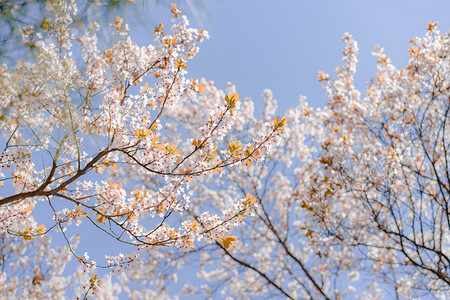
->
[
  {"left": 67, "top": 0, "right": 450, "bottom": 271},
  {"left": 25, "top": 0, "right": 450, "bottom": 296},
  {"left": 130, "top": 0, "right": 450, "bottom": 114},
  {"left": 136, "top": 2, "right": 450, "bottom": 297}
]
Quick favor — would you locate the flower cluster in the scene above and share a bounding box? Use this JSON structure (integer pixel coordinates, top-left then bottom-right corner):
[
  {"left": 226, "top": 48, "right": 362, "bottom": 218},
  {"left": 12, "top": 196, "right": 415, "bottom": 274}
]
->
[{"left": 0, "top": 2, "right": 285, "bottom": 297}]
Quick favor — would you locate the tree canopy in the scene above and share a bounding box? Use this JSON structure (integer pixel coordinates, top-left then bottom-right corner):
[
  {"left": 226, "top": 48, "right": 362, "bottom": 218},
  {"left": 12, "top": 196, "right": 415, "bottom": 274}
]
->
[{"left": 0, "top": 0, "right": 448, "bottom": 299}]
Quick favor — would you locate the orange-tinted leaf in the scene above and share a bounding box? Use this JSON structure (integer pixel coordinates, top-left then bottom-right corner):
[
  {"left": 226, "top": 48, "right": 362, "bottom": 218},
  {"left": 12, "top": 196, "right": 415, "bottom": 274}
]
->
[
  {"left": 154, "top": 22, "right": 164, "bottom": 33},
  {"left": 171, "top": 3, "right": 182, "bottom": 18},
  {"left": 427, "top": 21, "right": 438, "bottom": 31},
  {"left": 24, "top": 206, "right": 34, "bottom": 213},
  {"left": 245, "top": 193, "right": 256, "bottom": 206},
  {"left": 197, "top": 84, "right": 206, "bottom": 94},
  {"left": 221, "top": 235, "right": 238, "bottom": 249},
  {"left": 37, "top": 224, "right": 46, "bottom": 235}
]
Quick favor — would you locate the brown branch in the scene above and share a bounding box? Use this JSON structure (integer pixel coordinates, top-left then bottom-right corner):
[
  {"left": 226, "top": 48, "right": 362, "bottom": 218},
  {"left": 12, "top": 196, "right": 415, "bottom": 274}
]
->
[{"left": 215, "top": 241, "right": 295, "bottom": 300}]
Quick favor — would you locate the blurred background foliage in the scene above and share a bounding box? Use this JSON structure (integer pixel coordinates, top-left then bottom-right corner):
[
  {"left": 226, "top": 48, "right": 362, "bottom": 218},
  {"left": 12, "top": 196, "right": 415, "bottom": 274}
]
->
[{"left": 0, "top": 0, "right": 208, "bottom": 64}]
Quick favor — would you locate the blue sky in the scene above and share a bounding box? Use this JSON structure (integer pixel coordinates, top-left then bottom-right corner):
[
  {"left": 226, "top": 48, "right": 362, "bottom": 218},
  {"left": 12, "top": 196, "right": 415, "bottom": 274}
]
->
[
  {"left": 12, "top": 0, "right": 450, "bottom": 296},
  {"left": 132, "top": 0, "right": 450, "bottom": 114},
  {"left": 69, "top": 0, "right": 450, "bottom": 271}
]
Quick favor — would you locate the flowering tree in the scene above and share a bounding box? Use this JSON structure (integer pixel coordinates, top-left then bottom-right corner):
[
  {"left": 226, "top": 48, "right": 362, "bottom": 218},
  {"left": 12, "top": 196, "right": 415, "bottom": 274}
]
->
[
  {"left": 0, "top": 0, "right": 145, "bottom": 62},
  {"left": 1, "top": 1, "right": 449, "bottom": 299},
  {"left": 305, "top": 24, "right": 450, "bottom": 298},
  {"left": 0, "top": 1, "right": 286, "bottom": 297},
  {"left": 100, "top": 24, "right": 450, "bottom": 299}
]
